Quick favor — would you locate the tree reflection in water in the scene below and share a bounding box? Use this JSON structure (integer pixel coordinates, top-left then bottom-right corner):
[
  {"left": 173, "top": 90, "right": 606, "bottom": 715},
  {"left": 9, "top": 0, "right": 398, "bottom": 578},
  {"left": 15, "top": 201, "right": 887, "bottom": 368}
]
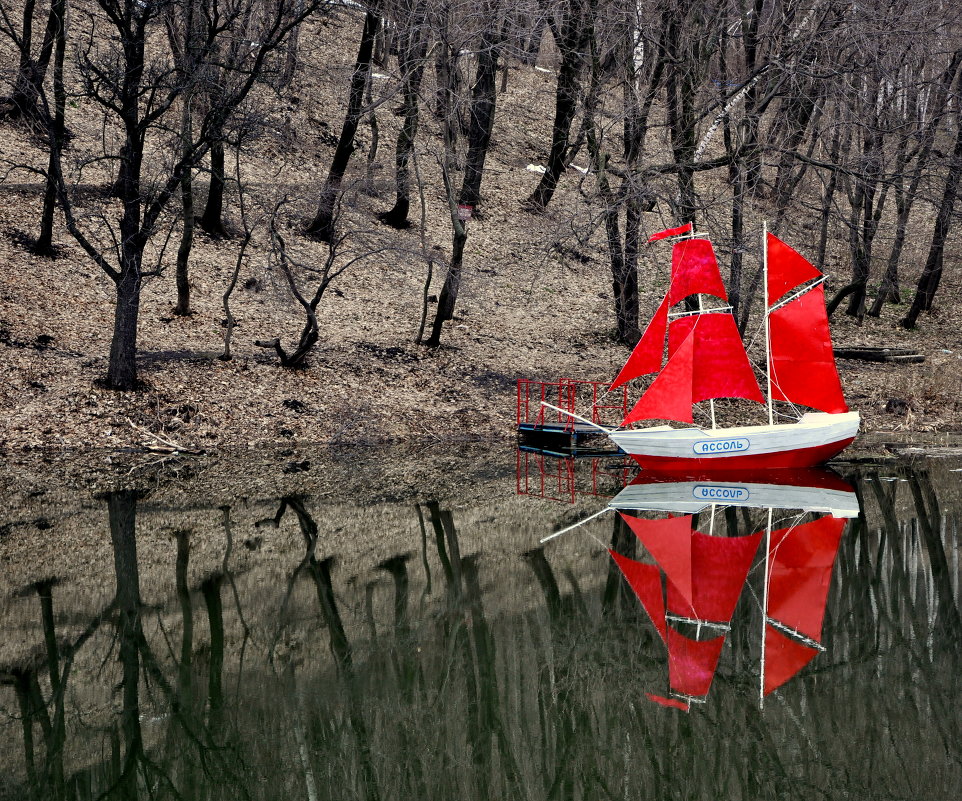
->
[{"left": 1, "top": 462, "right": 961, "bottom": 800}]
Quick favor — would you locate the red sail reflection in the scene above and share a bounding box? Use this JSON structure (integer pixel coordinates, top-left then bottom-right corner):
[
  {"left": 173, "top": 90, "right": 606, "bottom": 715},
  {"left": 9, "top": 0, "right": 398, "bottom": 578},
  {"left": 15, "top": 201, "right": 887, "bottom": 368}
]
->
[{"left": 608, "top": 480, "right": 850, "bottom": 710}]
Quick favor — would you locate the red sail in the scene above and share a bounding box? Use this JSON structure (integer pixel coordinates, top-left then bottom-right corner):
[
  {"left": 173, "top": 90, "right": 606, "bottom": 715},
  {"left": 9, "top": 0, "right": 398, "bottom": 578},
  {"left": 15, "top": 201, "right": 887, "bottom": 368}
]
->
[
  {"left": 621, "top": 328, "right": 695, "bottom": 425},
  {"left": 610, "top": 294, "right": 670, "bottom": 390},
  {"left": 767, "top": 516, "right": 846, "bottom": 643},
  {"left": 667, "top": 627, "right": 725, "bottom": 698},
  {"left": 668, "top": 238, "right": 728, "bottom": 305},
  {"left": 619, "top": 513, "right": 695, "bottom": 607},
  {"left": 665, "top": 530, "right": 762, "bottom": 624},
  {"left": 608, "top": 550, "right": 667, "bottom": 642},
  {"left": 766, "top": 233, "right": 822, "bottom": 305},
  {"left": 763, "top": 624, "right": 819, "bottom": 695},
  {"left": 769, "top": 283, "right": 848, "bottom": 413},
  {"left": 646, "top": 693, "right": 690, "bottom": 711},
  {"left": 668, "top": 314, "right": 765, "bottom": 405}
]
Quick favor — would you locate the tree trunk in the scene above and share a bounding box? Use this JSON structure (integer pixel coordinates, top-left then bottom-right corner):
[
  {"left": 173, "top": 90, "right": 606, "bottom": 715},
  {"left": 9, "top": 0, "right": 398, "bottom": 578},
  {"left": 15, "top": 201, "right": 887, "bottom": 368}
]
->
[
  {"left": 33, "top": 0, "right": 67, "bottom": 256},
  {"left": 8, "top": 0, "right": 39, "bottom": 119},
  {"left": 425, "top": 20, "right": 502, "bottom": 346},
  {"left": 199, "top": 135, "right": 227, "bottom": 237},
  {"left": 738, "top": 0, "right": 765, "bottom": 194},
  {"left": 870, "top": 62, "right": 953, "bottom": 316},
  {"left": 523, "top": 10, "right": 547, "bottom": 65},
  {"left": 870, "top": 159, "right": 910, "bottom": 316},
  {"left": 816, "top": 114, "right": 848, "bottom": 271},
  {"left": 306, "top": 11, "right": 380, "bottom": 241},
  {"left": 202, "top": 577, "right": 225, "bottom": 729},
  {"left": 174, "top": 98, "right": 194, "bottom": 315},
  {"left": 104, "top": 16, "right": 149, "bottom": 392},
  {"left": 606, "top": 205, "right": 639, "bottom": 345},
  {"left": 13, "top": 673, "right": 40, "bottom": 797},
  {"left": 425, "top": 225, "right": 467, "bottom": 346},
  {"left": 585, "top": 39, "right": 638, "bottom": 346},
  {"left": 36, "top": 581, "right": 65, "bottom": 795},
  {"left": 106, "top": 266, "right": 143, "bottom": 390},
  {"left": 901, "top": 106, "right": 962, "bottom": 328},
  {"left": 525, "top": 1, "right": 589, "bottom": 211},
  {"left": 107, "top": 491, "right": 144, "bottom": 798},
  {"left": 719, "top": 25, "right": 744, "bottom": 324},
  {"left": 458, "top": 38, "right": 500, "bottom": 209},
  {"left": 381, "top": 0, "right": 428, "bottom": 228},
  {"left": 843, "top": 120, "right": 886, "bottom": 320},
  {"left": 728, "top": 154, "right": 746, "bottom": 326},
  {"left": 363, "top": 78, "right": 379, "bottom": 195},
  {"left": 663, "top": 11, "right": 697, "bottom": 225},
  {"left": 771, "top": 91, "right": 820, "bottom": 231},
  {"left": 277, "top": 3, "right": 305, "bottom": 90}
]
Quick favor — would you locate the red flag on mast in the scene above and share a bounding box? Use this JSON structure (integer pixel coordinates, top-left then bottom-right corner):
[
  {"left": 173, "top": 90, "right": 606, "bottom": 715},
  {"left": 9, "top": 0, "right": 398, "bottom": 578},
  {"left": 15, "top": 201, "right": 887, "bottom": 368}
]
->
[{"left": 648, "top": 222, "right": 693, "bottom": 243}]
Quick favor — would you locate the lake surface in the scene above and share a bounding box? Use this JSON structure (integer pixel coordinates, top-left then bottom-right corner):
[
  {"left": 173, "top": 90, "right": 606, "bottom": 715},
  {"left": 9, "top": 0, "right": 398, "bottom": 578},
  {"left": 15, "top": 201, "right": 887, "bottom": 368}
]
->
[{"left": 1, "top": 447, "right": 961, "bottom": 800}]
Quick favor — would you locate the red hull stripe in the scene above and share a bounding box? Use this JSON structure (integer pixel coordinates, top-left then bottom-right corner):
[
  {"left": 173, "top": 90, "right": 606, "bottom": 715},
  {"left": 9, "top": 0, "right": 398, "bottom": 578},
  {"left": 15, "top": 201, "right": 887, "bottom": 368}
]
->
[{"left": 626, "top": 437, "right": 855, "bottom": 471}]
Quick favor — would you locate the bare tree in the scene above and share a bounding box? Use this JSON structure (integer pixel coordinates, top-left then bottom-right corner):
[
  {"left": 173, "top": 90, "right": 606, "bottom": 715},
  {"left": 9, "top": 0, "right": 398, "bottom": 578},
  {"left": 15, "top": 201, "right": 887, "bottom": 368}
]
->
[
  {"left": 257, "top": 203, "right": 383, "bottom": 367},
  {"left": 47, "top": 0, "right": 322, "bottom": 390},
  {"left": 165, "top": 0, "right": 206, "bottom": 315}
]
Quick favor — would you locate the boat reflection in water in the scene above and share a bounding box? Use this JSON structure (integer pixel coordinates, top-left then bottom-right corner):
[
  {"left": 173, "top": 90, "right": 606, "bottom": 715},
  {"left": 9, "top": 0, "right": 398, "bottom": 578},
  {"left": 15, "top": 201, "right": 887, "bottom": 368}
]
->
[
  {"left": 4, "top": 453, "right": 962, "bottom": 799},
  {"left": 561, "top": 467, "right": 858, "bottom": 712},
  {"left": 610, "top": 467, "right": 859, "bottom": 517}
]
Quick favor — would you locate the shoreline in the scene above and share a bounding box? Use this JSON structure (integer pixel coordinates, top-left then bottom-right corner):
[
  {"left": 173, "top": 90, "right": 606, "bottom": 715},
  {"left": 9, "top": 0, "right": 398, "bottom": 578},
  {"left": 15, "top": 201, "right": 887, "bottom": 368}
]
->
[{"left": 0, "top": 428, "right": 960, "bottom": 495}]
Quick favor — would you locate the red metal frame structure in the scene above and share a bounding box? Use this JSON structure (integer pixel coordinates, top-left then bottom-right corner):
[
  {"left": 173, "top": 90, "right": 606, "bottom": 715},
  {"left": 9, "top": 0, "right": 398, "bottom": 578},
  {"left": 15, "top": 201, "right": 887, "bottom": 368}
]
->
[
  {"left": 516, "top": 378, "right": 629, "bottom": 430},
  {"left": 516, "top": 450, "right": 635, "bottom": 504},
  {"left": 516, "top": 450, "right": 577, "bottom": 503}
]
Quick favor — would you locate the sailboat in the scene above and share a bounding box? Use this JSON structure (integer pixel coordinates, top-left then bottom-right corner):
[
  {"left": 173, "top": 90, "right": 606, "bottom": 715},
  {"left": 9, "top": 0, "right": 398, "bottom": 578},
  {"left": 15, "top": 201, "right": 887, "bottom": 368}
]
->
[
  {"left": 605, "top": 222, "right": 860, "bottom": 470},
  {"left": 608, "top": 477, "right": 852, "bottom": 710}
]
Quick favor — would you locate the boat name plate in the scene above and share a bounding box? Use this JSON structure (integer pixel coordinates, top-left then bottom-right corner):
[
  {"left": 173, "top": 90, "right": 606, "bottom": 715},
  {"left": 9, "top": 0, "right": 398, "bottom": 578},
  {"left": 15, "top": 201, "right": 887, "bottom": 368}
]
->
[
  {"left": 693, "top": 485, "right": 750, "bottom": 501},
  {"left": 692, "top": 437, "right": 750, "bottom": 455}
]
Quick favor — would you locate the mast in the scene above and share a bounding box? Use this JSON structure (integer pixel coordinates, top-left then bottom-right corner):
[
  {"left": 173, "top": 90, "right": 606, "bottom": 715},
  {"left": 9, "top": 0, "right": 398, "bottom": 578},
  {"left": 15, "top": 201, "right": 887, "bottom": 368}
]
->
[
  {"left": 759, "top": 507, "right": 772, "bottom": 710},
  {"left": 763, "top": 221, "right": 774, "bottom": 426},
  {"left": 698, "top": 290, "right": 718, "bottom": 429}
]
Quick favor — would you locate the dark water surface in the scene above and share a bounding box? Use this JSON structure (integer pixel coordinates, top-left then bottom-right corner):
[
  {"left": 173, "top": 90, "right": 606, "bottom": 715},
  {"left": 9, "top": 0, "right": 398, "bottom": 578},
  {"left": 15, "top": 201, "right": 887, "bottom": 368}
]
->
[{"left": 1, "top": 449, "right": 961, "bottom": 800}]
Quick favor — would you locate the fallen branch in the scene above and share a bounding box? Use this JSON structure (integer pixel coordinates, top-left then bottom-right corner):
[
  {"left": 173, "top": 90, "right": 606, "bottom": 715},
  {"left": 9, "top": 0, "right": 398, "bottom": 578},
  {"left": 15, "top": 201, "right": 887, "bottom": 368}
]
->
[{"left": 126, "top": 418, "right": 204, "bottom": 455}]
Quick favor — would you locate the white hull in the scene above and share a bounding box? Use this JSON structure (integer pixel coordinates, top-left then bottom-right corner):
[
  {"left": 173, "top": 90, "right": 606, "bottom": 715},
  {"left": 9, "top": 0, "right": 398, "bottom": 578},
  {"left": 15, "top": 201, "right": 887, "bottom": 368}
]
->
[{"left": 607, "top": 412, "right": 860, "bottom": 469}]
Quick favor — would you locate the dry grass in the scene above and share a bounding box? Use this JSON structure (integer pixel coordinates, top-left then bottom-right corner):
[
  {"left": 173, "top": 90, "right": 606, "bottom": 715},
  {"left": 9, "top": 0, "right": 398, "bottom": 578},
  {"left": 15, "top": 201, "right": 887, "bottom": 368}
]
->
[{"left": 0, "top": 9, "right": 960, "bottom": 456}]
